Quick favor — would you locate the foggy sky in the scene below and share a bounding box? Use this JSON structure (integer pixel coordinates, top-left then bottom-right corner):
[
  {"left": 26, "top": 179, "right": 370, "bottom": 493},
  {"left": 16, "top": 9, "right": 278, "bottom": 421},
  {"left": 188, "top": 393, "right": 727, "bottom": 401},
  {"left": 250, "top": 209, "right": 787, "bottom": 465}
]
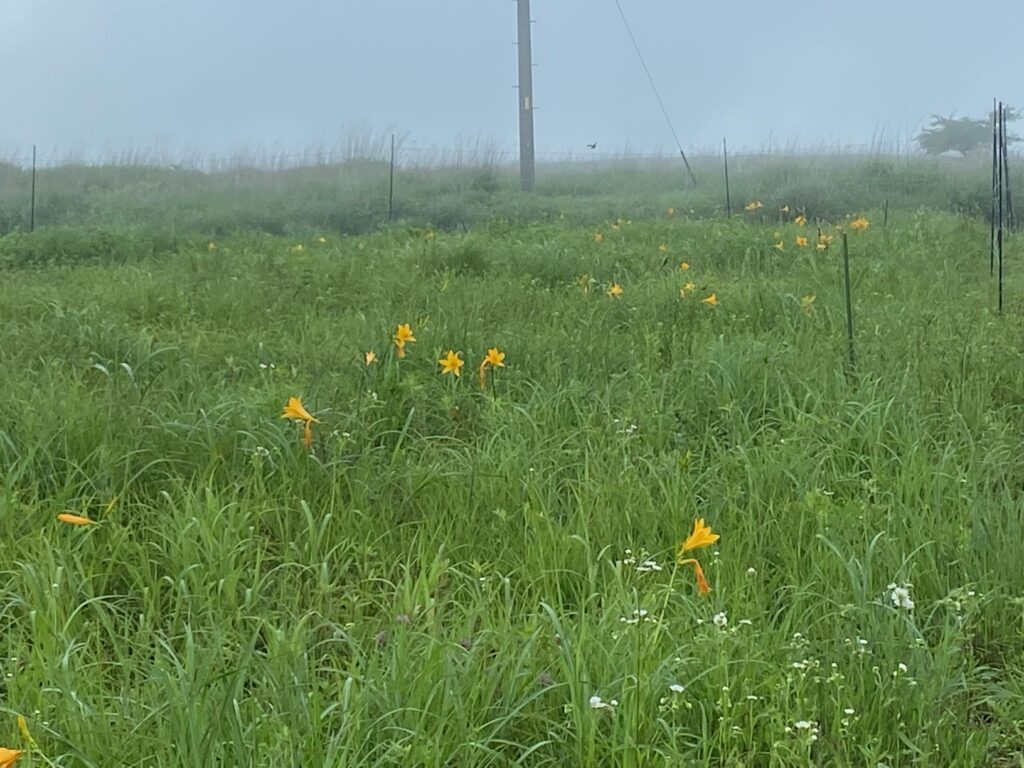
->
[{"left": 1, "top": 0, "right": 1021, "bottom": 162}]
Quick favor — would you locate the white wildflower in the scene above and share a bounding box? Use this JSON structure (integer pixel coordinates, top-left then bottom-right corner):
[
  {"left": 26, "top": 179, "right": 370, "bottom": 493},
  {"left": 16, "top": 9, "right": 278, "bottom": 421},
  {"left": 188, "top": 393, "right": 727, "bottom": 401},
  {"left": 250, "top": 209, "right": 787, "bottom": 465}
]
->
[
  {"left": 792, "top": 719, "right": 820, "bottom": 741},
  {"left": 621, "top": 608, "right": 652, "bottom": 625},
  {"left": 888, "top": 583, "right": 914, "bottom": 611}
]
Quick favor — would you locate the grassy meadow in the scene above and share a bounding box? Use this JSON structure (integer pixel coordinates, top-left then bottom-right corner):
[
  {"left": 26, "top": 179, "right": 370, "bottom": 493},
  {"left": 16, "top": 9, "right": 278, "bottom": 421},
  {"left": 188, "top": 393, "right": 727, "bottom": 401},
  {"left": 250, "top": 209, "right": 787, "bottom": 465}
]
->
[
  {"left": 0, "top": 149, "right": 996, "bottom": 237},
  {"left": 1, "top": 158, "right": 1024, "bottom": 766}
]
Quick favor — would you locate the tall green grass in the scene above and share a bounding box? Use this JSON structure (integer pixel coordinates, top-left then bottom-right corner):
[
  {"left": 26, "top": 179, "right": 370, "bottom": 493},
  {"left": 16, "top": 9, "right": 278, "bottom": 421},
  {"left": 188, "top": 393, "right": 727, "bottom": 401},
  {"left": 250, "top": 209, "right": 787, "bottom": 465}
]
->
[
  {"left": 0, "top": 150, "right": 999, "bottom": 239},
  {"left": 0, "top": 209, "right": 1022, "bottom": 765}
]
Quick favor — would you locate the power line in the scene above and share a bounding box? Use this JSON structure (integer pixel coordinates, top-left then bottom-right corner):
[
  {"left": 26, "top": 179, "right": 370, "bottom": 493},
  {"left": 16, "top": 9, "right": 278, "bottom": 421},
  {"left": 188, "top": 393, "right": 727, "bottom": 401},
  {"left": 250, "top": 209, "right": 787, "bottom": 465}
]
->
[{"left": 611, "top": 0, "right": 697, "bottom": 186}]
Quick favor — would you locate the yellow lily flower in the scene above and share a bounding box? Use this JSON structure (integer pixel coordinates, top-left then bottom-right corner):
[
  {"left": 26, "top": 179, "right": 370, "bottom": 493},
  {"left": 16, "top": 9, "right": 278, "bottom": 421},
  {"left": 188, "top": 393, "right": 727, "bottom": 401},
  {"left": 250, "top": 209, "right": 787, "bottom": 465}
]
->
[
  {"left": 479, "top": 347, "right": 506, "bottom": 389},
  {"left": 439, "top": 350, "right": 465, "bottom": 377},
  {"left": 679, "top": 518, "right": 720, "bottom": 553},
  {"left": 57, "top": 513, "right": 96, "bottom": 526},
  {"left": 280, "top": 396, "right": 318, "bottom": 424}
]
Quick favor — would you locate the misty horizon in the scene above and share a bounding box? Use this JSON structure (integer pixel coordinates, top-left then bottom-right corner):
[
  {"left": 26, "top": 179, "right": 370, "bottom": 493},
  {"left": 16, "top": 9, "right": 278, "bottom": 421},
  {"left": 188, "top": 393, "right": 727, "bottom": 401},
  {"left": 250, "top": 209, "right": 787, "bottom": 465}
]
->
[{"left": 1, "top": 0, "right": 1021, "bottom": 162}]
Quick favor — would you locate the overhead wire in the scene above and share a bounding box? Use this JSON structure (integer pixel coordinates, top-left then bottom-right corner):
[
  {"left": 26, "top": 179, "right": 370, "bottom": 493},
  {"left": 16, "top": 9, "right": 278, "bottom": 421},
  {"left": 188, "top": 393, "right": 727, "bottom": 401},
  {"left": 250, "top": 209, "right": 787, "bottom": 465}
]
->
[{"left": 611, "top": 0, "right": 698, "bottom": 186}]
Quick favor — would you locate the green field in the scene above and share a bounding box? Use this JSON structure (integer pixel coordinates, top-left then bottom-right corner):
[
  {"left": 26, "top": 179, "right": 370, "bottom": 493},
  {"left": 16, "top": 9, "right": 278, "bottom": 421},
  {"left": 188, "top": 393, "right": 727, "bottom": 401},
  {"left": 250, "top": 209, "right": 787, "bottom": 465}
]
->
[
  {"left": 0, "top": 150, "right": 994, "bottom": 237},
  {"left": 1, "top": 160, "right": 1024, "bottom": 766}
]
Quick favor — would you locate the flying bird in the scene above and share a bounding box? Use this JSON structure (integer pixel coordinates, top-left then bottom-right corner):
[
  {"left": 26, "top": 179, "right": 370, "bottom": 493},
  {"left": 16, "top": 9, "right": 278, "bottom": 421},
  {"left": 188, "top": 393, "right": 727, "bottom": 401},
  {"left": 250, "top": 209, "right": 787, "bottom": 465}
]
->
[{"left": 586, "top": 143, "right": 597, "bottom": 150}]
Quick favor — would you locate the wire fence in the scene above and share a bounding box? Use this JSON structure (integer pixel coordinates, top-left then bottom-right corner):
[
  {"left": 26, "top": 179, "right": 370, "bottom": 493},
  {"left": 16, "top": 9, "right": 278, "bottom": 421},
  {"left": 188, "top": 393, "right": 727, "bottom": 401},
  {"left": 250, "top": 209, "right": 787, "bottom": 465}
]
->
[{"left": 0, "top": 133, "right": 1011, "bottom": 237}]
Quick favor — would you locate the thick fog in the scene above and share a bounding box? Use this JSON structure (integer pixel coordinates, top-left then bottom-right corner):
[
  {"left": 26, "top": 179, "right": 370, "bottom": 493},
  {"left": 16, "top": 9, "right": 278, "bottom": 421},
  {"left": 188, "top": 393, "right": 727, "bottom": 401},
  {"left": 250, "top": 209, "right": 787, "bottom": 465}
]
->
[{"left": 1, "top": 0, "right": 1021, "bottom": 160}]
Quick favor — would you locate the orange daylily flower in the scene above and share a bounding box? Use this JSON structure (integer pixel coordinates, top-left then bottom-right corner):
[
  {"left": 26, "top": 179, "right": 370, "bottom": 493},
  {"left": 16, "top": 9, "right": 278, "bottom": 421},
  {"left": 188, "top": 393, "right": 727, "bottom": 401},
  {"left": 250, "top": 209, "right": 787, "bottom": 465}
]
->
[
  {"left": 0, "top": 748, "right": 23, "bottom": 768},
  {"left": 479, "top": 347, "right": 506, "bottom": 389},
  {"left": 281, "top": 396, "right": 319, "bottom": 450},
  {"left": 439, "top": 350, "right": 465, "bottom": 377},
  {"left": 679, "top": 518, "right": 720, "bottom": 554},
  {"left": 677, "top": 557, "right": 712, "bottom": 595},
  {"left": 701, "top": 293, "right": 718, "bottom": 307},
  {"left": 394, "top": 323, "right": 416, "bottom": 345},
  {"left": 483, "top": 348, "right": 506, "bottom": 369},
  {"left": 676, "top": 518, "right": 719, "bottom": 595},
  {"left": 691, "top": 560, "right": 711, "bottom": 595},
  {"left": 57, "top": 513, "right": 96, "bottom": 526},
  {"left": 280, "top": 396, "right": 318, "bottom": 424},
  {"left": 393, "top": 324, "right": 416, "bottom": 358}
]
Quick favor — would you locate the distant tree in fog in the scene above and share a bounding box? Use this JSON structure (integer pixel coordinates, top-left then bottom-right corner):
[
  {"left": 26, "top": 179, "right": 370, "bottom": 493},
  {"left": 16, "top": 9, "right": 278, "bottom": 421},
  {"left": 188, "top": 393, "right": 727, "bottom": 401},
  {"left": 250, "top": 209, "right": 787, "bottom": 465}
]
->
[{"left": 917, "top": 109, "right": 1019, "bottom": 156}]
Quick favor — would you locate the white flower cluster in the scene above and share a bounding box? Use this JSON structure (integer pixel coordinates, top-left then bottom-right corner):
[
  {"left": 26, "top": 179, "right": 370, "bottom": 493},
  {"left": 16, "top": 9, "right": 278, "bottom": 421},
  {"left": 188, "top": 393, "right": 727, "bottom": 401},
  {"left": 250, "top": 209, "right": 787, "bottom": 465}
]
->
[
  {"left": 620, "top": 608, "right": 656, "bottom": 625},
  {"left": 635, "top": 559, "right": 663, "bottom": 573},
  {"left": 887, "top": 582, "right": 915, "bottom": 611},
  {"left": 614, "top": 549, "right": 663, "bottom": 573},
  {"left": 589, "top": 695, "right": 618, "bottom": 710},
  {"left": 787, "top": 719, "right": 820, "bottom": 742}
]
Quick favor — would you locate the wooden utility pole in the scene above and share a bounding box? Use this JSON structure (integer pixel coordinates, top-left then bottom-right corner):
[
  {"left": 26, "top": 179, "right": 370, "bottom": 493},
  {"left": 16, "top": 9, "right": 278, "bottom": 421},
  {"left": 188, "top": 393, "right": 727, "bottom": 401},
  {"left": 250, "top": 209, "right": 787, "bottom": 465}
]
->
[{"left": 516, "top": 0, "right": 536, "bottom": 192}]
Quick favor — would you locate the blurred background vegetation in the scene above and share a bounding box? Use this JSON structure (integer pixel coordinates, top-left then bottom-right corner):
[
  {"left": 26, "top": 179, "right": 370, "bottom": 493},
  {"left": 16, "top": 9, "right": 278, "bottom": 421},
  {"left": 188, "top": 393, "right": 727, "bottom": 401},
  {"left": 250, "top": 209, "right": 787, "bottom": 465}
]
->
[{"left": 0, "top": 140, "right": 1004, "bottom": 244}]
